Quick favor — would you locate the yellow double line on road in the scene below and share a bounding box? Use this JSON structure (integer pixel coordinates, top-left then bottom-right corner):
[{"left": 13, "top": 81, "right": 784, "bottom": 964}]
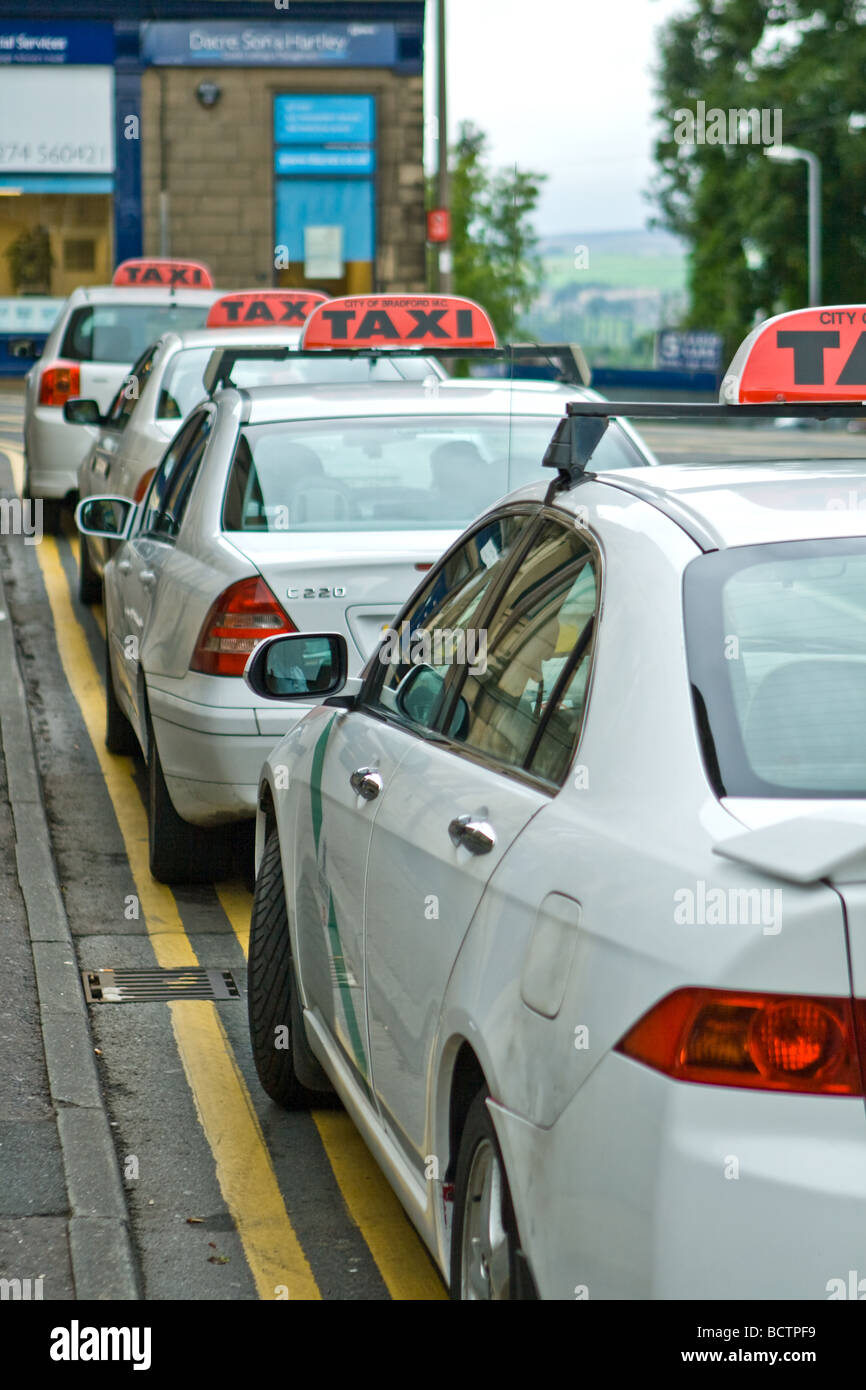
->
[{"left": 36, "top": 534, "right": 445, "bottom": 1301}]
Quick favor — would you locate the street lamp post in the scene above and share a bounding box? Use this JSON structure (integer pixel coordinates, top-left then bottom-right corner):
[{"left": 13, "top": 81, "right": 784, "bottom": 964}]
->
[{"left": 764, "top": 144, "right": 822, "bottom": 305}]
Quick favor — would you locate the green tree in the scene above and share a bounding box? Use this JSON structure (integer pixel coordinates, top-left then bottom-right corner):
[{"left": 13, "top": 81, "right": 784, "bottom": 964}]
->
[
  {"left": 651, "top": 0, "right": 866, "bottom": 356},
  {"left": 435, "top": 121, "right": 546, "bottom": 340}
]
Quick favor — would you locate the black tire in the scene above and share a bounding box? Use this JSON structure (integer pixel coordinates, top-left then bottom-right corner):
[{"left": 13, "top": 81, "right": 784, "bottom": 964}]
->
[
  {"left": 78, "top": 536, "right": 101, "bottom": 604},
  {"left": 146, "top": 713, "right": 230, "bottom": 885},
  {"left": 450, "top": 1089, "right": 533, "bottom": 1300},
  {"left": 39, "top": 497, "right": 62, "bottom": 535},
  {"left": 104, "top": 636, "right": 138, "bottom": 756},
  {"left": 248, "top": 829, "right": 333, "bottom": 1107}
]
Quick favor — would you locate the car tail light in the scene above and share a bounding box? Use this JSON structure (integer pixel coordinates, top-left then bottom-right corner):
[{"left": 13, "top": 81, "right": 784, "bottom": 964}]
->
[
  {"left": 615, "top": 987, "right": 865, "bottom": 1095},
  {"left": 38, "top": 361, "right": 81, "bottom": 407},
  {"left": 132, "top": 468, "right": 155, "bottom": 504},
  {"left": 190, "top": 576, "right": 296, "bottom": 677}
]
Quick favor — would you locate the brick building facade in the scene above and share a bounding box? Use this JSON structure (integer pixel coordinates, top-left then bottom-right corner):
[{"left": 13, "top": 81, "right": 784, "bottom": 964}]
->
[
  {"left": 140, "top": 61, "right": 426, "bottom": 292},
  {"left": 0, "top": 1, "right": 427, "bottom": 299}
]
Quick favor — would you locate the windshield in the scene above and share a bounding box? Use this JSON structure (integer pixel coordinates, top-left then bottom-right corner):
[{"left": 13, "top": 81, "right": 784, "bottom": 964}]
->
[
  {"left": 685, "top": 539, "right": 866, "bottom": 797},
  {"left": 222, "top": 413, "right": 644, "bottom": 532},
  {"left": 60, "top": 304, "right": 209, "bottom": 364}
]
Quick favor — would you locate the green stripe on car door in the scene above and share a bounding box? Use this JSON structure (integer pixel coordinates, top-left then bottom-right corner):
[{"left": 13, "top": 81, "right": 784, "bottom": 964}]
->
[{"left": 309, "top": 715, "right": 368, "bottom": 1078}]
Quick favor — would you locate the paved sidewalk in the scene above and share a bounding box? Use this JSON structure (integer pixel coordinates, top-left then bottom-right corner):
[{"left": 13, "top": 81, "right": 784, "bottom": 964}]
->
[{"left": 0, "top": 545, "right": 139, "bottom": 1301}]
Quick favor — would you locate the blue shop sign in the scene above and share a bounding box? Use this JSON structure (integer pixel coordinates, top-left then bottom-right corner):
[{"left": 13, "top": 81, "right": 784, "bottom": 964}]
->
[
  {"left": 0, "top": 22, "right": 115, "bottom": 65},
  {"left": 142, "top": 21, "right": 398, "bottom": 68}
]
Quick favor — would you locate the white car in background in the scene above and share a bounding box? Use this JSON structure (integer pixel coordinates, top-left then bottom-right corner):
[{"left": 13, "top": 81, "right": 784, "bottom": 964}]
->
[
  {"left": 76, "top": 370, "right": 653, "bottom": 884},
  {"left": 73, "top": 292, "right": 445, "bottom": 603},
  {"left": 23, "top": 258, "right": 221, "bottom": 532},
  {"left": 241, "top": 303, "right": 866, "bottom": 1300}
]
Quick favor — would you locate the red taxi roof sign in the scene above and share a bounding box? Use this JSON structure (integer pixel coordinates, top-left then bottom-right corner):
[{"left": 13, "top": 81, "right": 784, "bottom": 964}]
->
[
  {"left": 112, "top": 258, "right": 215, "bottom": 289},
  {"left": 205, "top": 289, "right": 329, "bottom": 329},
  {"left": 721, "top": 305, "right": 866, "bottom": 404},
  {"left": 301, "top": 294, "right": 497, "bottom": 350}
]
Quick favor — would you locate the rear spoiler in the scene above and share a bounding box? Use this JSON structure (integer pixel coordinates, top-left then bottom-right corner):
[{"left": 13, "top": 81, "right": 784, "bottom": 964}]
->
[
  {"left": 714, "top": 817, "right": 866, "bottom": 885},
  {"left": 203, "top": 341, "right": 592, "bottom": 396}
]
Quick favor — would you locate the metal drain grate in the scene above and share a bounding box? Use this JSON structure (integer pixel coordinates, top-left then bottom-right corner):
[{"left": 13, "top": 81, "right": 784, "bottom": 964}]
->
[{"left": 82, "top": 967, "right": 241, "bottom": 1003}]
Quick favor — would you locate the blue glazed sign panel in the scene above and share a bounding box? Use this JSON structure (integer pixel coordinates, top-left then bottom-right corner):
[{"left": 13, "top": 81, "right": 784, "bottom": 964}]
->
[
  {"left": 274, "top": 96, "right": 375, "bottom": 145},
  {"left": 141, "top": 22, "right": 397, "bottom": 68},
  {"left": 275, "top": 180, "right": 375, "bottom": 265},
  {"left": 275, "top": 149, "right": 376, "bottom": 176}
]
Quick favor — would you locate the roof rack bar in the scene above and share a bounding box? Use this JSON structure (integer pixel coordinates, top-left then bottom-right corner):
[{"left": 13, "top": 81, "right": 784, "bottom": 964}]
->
[
  {"left": 204, "top": 345, "right": 294, "bottom": 395},
  {"left": 544, "top": 398, "right": 866, "bottom": 490},
  {"left": 205, "top": 342, "right": 593, "bottom": 396},
  {"left": 565, "top": 401, "right": 866, "bottom": 419},
  {"left": 281, "top": 344, "right": 589, "bottom": 383}
]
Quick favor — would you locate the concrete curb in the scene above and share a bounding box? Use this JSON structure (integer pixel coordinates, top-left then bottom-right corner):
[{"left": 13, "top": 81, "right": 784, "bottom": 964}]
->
[{"left": 0, "top": 572, "right": 140, "bottom": 1300}]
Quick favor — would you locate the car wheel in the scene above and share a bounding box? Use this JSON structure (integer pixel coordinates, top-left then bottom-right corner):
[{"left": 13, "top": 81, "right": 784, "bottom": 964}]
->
[
  {"left": 40, "top": 498, "right": 62, "bottom": 535},
  {"left": 146, "top": 713, "right": 229, "bottom": 885},
  {"left": 104, "top": 635, "right": 138, "bottom": 756},
  {"left": 451, "top": 1089, "right": 528, "bottom": 1300},
  {"left": 78, "top": 537, "right": 101, "bottom": 604},
  {"left": 248, "top": 829, "right": 333, "bottom": 1107}
]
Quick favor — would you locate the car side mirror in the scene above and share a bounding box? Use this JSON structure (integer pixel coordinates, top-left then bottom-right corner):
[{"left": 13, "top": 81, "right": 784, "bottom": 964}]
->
[
  {"left": 244, "top": 632, "right": 348, "bottom": 701},
  {"left": 75, "top": 495, "right": 135, "bottom": 540},
  {"left": 395, "top": 663, "right": 469, "bottom": 738},
  {"left": 63, "top": 398, "right": 104, "bottom": 426}
]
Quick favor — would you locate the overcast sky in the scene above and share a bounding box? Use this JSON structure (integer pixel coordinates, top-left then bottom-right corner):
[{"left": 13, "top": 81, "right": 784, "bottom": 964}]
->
[{"left": 425, "top": 0, "right": 690, "bottom": 236}]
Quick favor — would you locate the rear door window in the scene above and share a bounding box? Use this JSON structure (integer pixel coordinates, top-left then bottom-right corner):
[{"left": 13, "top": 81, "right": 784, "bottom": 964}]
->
[
  {"left": 363, "top": 512, "right": 536, "bottom": 735},
  {"left": 446, "top": 517, "right": 599, "bottom": 784},
  {"left": 108, "top": 345, "right": 159, "bottom": 429},
  {"left": 140, "top": 410, "right": 212, "bottom": 540}
]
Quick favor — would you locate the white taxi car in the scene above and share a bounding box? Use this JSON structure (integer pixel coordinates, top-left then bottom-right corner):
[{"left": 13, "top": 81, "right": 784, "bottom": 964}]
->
[
  {"left": 73, "top": 290, "right": 444, "bottom": 602},
  {"left": 75, "top": 295, "right": 655, "bottom": 883},
  {"left": 23, "top": 258, "right": 221, "bottom": 531},
  {"left": 242, "top": 304, "right": 866, "bottom": 1300}
]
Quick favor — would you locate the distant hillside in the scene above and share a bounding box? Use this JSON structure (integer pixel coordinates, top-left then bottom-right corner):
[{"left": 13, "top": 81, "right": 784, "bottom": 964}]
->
[
  {"left": 538, "top": 227, "right": 687, "bottom": 293},
  {"left": 527, "top": 227, "right": 689, "bottom": 366}
]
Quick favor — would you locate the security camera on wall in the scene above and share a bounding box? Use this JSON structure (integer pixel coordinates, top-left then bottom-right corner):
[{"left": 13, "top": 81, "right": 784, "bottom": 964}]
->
[{"left": 196, "top": 82, "right": 221, "bottom": 109}]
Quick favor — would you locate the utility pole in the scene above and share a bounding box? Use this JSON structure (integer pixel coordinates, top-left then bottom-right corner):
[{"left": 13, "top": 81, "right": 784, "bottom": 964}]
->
[{"left": 436, "top": 0, "right": 452, "bottom": 292}]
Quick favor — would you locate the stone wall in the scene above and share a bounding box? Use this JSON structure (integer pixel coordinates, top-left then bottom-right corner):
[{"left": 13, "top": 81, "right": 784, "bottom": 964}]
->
[{"left": 140, "top": 65, "right": 425, "bottom": 290}]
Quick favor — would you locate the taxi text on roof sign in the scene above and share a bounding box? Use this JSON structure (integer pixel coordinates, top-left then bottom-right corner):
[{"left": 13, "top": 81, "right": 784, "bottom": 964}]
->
[
  {"left": 112, "top": 259, "right": 215, "bottom": 289},
  {"left": 205, "top": 290, "right": 329, "bottom": 329},
  {"left": 300, "top": 294, "right": 498, "bottom": 350},
  {"left": 722, "top": 305, "right": 866, "bottom": 404}
]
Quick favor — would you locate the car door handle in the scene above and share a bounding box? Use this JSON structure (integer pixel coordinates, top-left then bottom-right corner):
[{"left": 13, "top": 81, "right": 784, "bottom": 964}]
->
[
  {"left": 117, "top": 559, "right": 131, "bottom": 574},
  {"left": 350, "top": 767, "right": 383, "bottom": 800},
  {"left": 448, "top": 814, "right": 496, "bottom": 854},
  {"left": 139, "top": 570, "right": 156, "bottom": 588}
]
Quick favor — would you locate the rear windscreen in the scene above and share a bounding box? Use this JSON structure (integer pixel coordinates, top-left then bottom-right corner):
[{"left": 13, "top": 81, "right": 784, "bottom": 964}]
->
[
  {"left": 230, "top": 355, "right": 438, "bottom": 386},
  {"left": 222, "top": 413, "right": 644, "bottom": 533},
  {"left": 155, "top": 348, "right": 447, "bottom": 421},
  {"left": 685, "top": 539, "right": 866, "bottom": 797},
  {"left": 60, "top": 304, "right": 210, "bottom": 364}
]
